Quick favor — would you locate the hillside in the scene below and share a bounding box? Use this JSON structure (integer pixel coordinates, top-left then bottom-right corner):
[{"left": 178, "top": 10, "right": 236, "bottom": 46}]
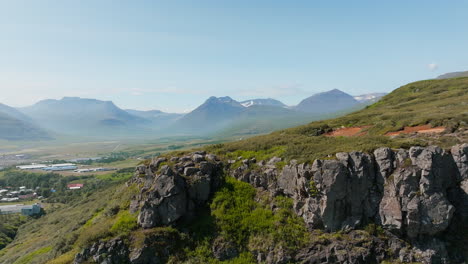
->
[
  {"left": 437, "top": 70, "right": 468, "bottom": 79},
  {"left": 208, "top": 77, "right": 468, "bottom": 162},
  {"left": 20, "top": 97, "right": 150, "bottom": 137},
  {"left": 0, "top": 77, "right": 466, "bottom": 264}
]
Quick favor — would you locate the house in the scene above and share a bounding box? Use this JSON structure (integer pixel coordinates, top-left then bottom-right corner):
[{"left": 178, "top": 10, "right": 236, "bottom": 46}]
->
[{"left": 67, "top": 183, "right": 84, "bottom": 190}]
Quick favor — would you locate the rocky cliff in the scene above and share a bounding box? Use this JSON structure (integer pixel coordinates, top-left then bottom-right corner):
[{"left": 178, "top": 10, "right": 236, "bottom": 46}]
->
[{"left": 74, "top": 144, "right": 468, "bottom": 264}]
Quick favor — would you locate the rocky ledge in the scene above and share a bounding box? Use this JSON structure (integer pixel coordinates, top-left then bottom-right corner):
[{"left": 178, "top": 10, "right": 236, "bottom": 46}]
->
[
  {"left": 75, "top": 144, "right": 467, "bottom": 264},
  {"left": 233, "top": 144, "right": 468, "bottom": 263}
]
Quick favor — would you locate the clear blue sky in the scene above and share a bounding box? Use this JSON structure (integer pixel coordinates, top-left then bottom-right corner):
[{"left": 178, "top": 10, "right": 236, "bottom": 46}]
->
[{"left": 1, "top": 0, "right": 467, "bottom": 112}]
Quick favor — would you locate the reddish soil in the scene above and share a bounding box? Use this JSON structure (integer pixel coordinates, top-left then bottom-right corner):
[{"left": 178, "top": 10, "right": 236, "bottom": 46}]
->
[
  {"left": 385, "top": 125, "right": 446, "bottom": 136},
  {"left": 325, "top": 126, "right": 371, "bottom": 137}
]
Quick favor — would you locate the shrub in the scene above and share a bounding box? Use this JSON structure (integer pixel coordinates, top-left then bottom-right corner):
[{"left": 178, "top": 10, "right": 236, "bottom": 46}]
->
[
  {"left": 210, "top": 177, "right": 308, "bottom": 252},
  {"left": 110, "top": 211, "right": 138, "bottom": 236}
]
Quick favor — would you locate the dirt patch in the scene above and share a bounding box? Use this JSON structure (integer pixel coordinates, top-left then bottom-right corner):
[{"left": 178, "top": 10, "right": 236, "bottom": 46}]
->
[
  {"left": 325, "top": 126, "right": 371, "bottom": 137},
  {"left": 385, "top": 125, "right": 446, "bottom": 136}
]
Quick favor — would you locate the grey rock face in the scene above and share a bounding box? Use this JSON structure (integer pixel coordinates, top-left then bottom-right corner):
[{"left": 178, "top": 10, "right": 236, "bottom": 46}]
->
[
  {"left": 74, "top": 238, "right": 129, "bottom": 264},
  {"left": 270, "top": 146, "right": 462, "bottom": 239},
  {"left": 380, "top": 146, "right": 457, "bottom": 238},
  {"left": 276, "top": 152, "right": 380, "bottom": 232},
  {"left": 138, "top": 172, "right": 188, "bottom": 228},
  {"left": 134, "top": 153, "right": 223, "bottom": 229}
]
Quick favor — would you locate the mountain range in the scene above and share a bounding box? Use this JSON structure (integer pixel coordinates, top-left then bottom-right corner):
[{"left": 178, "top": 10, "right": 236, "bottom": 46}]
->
[{"left": 1, "top": 89, "right": 386, "bottom": 141}]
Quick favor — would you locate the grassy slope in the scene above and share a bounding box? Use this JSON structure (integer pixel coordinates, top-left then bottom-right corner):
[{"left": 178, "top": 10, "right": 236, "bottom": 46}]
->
[
  {"left": 0, "top": 183, "right": 138, "bottom": 264},
  {"left": 206, "top": 77, "right": 468, "bottom": 162}
]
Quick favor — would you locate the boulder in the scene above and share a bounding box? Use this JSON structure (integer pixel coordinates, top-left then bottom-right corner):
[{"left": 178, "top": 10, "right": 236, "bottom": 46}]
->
[{"left": 137, "top": 171, "right": 187, "bottom": 228}]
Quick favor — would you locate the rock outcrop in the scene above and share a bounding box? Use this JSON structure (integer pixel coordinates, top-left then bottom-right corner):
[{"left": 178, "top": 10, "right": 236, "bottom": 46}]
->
[
  {"left": 232, "top": 144, "right": 468, "bottom": 263},
  {"left": 132, "top": 152, "right": 223, "bottom": 228},
  {"left": 76, "top": 144, "right": 467, "bottom": 264}
]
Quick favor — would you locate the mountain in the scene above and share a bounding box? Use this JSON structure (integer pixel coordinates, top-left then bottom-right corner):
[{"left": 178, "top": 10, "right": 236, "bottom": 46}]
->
[
  {"left": 217, "top": 105, "right": 318, "bottom": 136},
  {"left": 170, "top": 96, "right": 245, "bottom": 134},
  {"left": 295, "top": 89, "right": 359, "bottom": 114},
  {"left": 19, "top": 97, "right": 150, "bottom": 137},
  {"left": 0, "top": 103, "right": 50, "bottom": 140},
  {"left": 0, "top": 103, "right": 34, "bottom": 123},
  {"left": 353, "top": 92, "right": 387, "bottom": 103},
  {"left": 240, "top": 98, "right": 286, "bottom": 108},
  {"left": 125, "top": 109, "right": 182, "bottom": 128},
  {"left": 437, "top": 71, "right": 468, "bottom": 79}
]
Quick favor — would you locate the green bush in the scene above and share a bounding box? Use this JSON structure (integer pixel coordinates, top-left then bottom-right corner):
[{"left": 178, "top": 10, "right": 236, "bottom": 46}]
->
[
  {"left": 110, "top": 211, "right": 138, "bottom": 236},
  {"left": 210, "top": 177, "right": 308, "bottom": 252}
]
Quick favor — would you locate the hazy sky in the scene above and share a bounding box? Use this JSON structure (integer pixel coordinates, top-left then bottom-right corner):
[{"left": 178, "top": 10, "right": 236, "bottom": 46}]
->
[{"left": 1, "top": 1, "right": 467, "bottom": 112}]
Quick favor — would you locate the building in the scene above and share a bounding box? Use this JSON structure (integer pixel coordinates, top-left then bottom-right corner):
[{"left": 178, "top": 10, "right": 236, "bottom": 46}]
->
[
  {"left": 16, "top": 164, "right": 48, "bottom": 170},
  {"left": 42, "top": 163, "right": 77, "bottom": 171},
  {"left": 67, "top": 183, "right": 84, "bottom": 190},
  {"left": 0, "top": 203, "right": 41, "bottom": 216}
]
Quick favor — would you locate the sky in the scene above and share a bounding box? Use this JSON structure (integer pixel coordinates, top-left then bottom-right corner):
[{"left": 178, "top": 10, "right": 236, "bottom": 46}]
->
[{"left": 0, "top": 0, "right": 467, "bottom": 113}]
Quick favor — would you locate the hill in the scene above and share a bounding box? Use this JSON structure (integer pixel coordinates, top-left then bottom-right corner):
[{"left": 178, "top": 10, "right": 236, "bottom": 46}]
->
[
  {"left": 209, "top": 77, "right": 468, "bottom": 162},
  {"left": 20, "top": 97, "right": 151, "bottom": 137},
  {"left": 295, "top": 89, "right": 359, "bottom": 114},
  {"left": 437, "top": 71, "right": 468, "bottom": 79}
]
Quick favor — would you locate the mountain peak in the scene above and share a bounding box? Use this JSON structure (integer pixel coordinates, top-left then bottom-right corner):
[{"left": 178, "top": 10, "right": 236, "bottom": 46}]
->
[{"left": 295, "top": 89, "right": 358, "bottom": 114}]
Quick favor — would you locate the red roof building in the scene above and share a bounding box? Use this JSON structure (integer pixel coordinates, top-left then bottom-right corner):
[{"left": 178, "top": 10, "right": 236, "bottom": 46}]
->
[{"left": 67, "top": 183, "right": 84, "bottom": 190}]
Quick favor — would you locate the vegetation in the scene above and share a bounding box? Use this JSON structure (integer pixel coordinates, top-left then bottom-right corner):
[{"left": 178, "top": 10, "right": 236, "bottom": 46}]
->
[
  {"left": 0, "top": 182, "right": 139, "bottom": 264},
  {"left": 206, "top": 78, "right": 468, "bottom": 163},
  {"left": 184, "top": 177, "right": 309, "bottom": 262},
  {"left": 0, "top": 169, "right": 133, "bottom": 203},
  {"left": 0, "top": 215, "right": 29, "bottom": 250}
]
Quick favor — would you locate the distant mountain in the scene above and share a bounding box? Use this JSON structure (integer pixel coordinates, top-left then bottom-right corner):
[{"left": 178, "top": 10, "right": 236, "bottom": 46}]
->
[
  {"left": 170, "top": 96, "right": 245, "bottom": 133},
  {"left": 437, "top": 71, "right": 468, "bottom": 79},
  {"left": 20, "top": 97, "right": 150, "bottom": 137},
  {"left": 217, "top": 105, "right": 317, "bottom": 136},
  {"left": 240, "top": 98, "right": 286, "bottom": 108},
  {"left": 125, "top": 109, "right": 182, "bottom": 128},
  {"left": 295, "top": 89, "right": 359, "bottom": 114},
  {"left": 0, "top": 103, "right": 34, "bottom": 123},
  {"left": 0, "top": 103, "right": 50, "bottom": 140},
  {"left": 353, "top": 93, "right": 387, "bottom": 103},
  {"left": 171, "top": 96, "right": 327, "bottom": 136}
]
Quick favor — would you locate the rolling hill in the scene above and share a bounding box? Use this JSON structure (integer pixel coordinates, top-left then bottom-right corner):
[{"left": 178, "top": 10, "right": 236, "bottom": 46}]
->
[{"left": 437, "top": 71, "right": 468, "bottom": 79}]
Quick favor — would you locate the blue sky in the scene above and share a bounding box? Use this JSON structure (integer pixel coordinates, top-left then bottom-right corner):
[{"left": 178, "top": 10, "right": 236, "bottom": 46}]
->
[{"left": 1, "top": 0, "right": 467, "bottom": 112}]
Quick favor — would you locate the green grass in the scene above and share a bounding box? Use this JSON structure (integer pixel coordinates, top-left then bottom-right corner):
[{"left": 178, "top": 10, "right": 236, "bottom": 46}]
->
[
  {"left": 210, "top": 177, "right": 308, "bottom": 251},
  {"left": 13, "top": 246, "right": 53, "bottom": 264},
  {"left": 206, "top": 78, "right": 468, "bottom": 163},
  {"left": 0, "top": 182, "right": 140, "bottom": 264}
]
